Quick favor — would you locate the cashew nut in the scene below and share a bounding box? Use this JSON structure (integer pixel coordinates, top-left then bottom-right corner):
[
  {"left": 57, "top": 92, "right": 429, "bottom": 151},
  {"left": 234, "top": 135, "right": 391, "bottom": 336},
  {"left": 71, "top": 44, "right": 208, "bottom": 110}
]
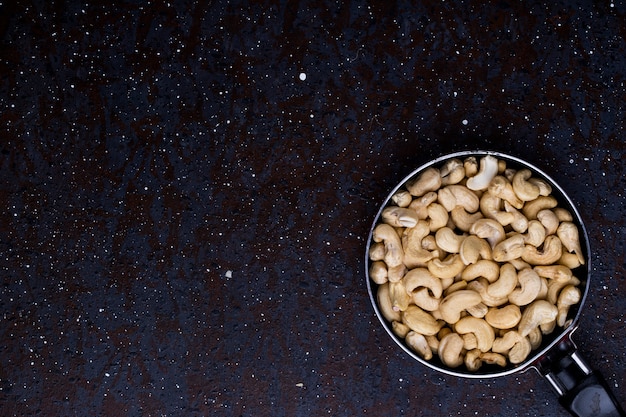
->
[
  {"left": 435, "top": 227, "right": 466, "bottom": 253},
  {"left": 392, "top": 320, "right": 411, "bottom": 338},
  {"left": 508, "top": 268, "right": 542, "bottom": 306},
  {"left": 485, "top": 304, "right": 522, "bottom": 329},
  {"left": 493, "top": 234, "right": 526, "bottom": 263},
  {"left": 438, "top": 332, "right": 465, "bottom": 367},
  {"left": 528, "top": 177, "right": 552, "bottom": 196},
  {"left": 406, "top": 167, "right": 442, "bottom": 197},
  {"left": 412, "top": 288, "right": 441, "bottom": 311},
  {"left": 559, "top": 253, "right": 583, "bottom": 269},
  {"left": 373, "top": 223, "right": 404, "bottom": 268},
  {"left": 438, "top": 290, "right": 482, "bottom": 324},
  {"left": 369, "top": 261, "right": 388, "bottom": 284},
  {"left": 556, "top": 285, "right": 581, "bottom": 327},
  {"left": 466, "top": 155, "right": 499, "bottom": 191},
  {"left": 524, "top": 220, "right": 546, "bottom": 247},
  {"left": 408, "top": 191, "right": 438, "bottom": 218},
  {"left": 480, "top": 352, "right": 507, "bottom": 367},
  {"left": 426, "top": 203, "right": 449, "bottom": 232},
  {"left": 522, "top": 195, "right": 558, "bottom": 220},
  {"left": 377, "top": 283, "right": 402, "bottom": 322},
  {"left": 518, "top": 299, "right": 558, "bottom": 337},
  {"left": 503, "top": 201, "right": 529, "bottom": 233},
  {"left": 454, "top": 316, "right": 495, "bottom": 352},
  {"left": 368, "top": 242, "right": 386, "bottom": 261},
  {"left": 440, "top": 158, "right": 465, "bottom": 185},
  {"left": 466, "top": 302, "right": 489, "bottom": 319},
  {"left": 428, "top": 254, "right": 466, "bottom": 279},
  {"left": 382, "top": 206, "right": 420, "bottom": 228},
  {"left": 522, "top": 235, "right": 563, "bottom": 265},
  {"left": 459, "top": 235, "right": 492, "bottom": 265},
  {"left": 402, "top": 220, "right": 436, "bottom": 269},
  {"left": 462, "top": 333, "right": 478, "bottom": 350},
  {"left": 537, "top": 209, "right": 559, "bottom": 235},
  {"left": 451, "top": 206, "right": 484, "bottom": 232},
  {"left": 406, "top": 331, "right": 433, "bottom": 360},
  {"left": 402, "top": 305, "right": 443, "bottom": 335},
  {"left": 487, "top": 262, "right": 518, "bottom": 299},
  {"left": 391, "top": 190, "right": 413, "bottom": 207},
  {"left": 438, "top": 185, "right": 480, "bottom": 213},
  {"left": 553, "top": 207, "right": 573, "bottom": 222},
  {"left": 492, "top": 330, "right": 531, "bottom": 364},
  {"left": 512, "top": 169, "right": 540, "bottom": 201},
  {"left": 533, "top": 265, "right": 573, "bottom": 282},
  {"left": 528, "top": 327, "right": 543, "bottom": 350},
  {"left": 461, "top": 259, "right": 500, "bottom": 283},
  {"left": 465, "top": 349, "right": 483, "bottom": 371},
  {"left": 480, "top": 191, "right": 515, "bottom": 226},
  {"left": 467, "top": 278, "right": 509, "bottom": 307},
  {"left": 557, "top": 222, "right": 585, "bottom": 265},
  {"left": 547, "top": 276, "right": 581, "bottom": 305},
  {"left": 389, "top": 280, "right": 411, "bottom": 311},
  {"left": 387, "top": 264, "right": 407, "bottom": 283},
  {"left": 463, "top": 156, "right": 479, "bottom": 177},
  {"left": 488, "top": 175, "right": 524, "bottom": 209},
  {"left": 470, "top": 218, "right": 506, "bottom": 248}
]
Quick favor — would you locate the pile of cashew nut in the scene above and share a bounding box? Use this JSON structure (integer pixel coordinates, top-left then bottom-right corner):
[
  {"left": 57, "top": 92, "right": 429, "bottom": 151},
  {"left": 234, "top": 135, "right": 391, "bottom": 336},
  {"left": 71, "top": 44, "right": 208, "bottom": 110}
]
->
[{"left": 369, "top": 155, "right": 585, "bottom": 371}]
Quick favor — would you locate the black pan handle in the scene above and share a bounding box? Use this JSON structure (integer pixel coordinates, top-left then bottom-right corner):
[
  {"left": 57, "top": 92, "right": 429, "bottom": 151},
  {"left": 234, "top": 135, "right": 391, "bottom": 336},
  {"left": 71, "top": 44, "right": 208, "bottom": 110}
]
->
[{"left": 538, "top": 338, "right": 625, "bottom": 417}]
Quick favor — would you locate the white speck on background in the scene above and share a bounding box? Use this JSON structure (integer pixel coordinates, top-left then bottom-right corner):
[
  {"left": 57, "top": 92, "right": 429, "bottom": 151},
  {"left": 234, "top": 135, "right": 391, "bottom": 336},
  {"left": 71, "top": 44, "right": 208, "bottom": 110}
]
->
[
  {"left": 225, "top": 270, "right": 233, "bottom": 278},
  {"left": 462, "top": 119, "right": 468, "bottom": 125},
  {"left": 299, "top": 72, "right": 306, "bottom": 81}
]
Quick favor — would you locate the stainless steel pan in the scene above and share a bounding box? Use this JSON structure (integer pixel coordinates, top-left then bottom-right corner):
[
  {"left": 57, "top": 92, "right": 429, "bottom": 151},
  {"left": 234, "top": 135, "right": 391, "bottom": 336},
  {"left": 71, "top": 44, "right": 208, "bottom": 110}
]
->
[{"left": 365, "top": 150, "right": 625, "bottom": 417}]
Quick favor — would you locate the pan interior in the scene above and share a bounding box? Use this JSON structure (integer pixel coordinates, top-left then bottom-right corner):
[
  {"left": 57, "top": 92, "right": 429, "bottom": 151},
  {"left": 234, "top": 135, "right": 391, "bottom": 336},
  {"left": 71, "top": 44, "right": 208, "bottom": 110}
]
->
[{"left": 365, "top": 150, "right": 591, "bottom": 378}]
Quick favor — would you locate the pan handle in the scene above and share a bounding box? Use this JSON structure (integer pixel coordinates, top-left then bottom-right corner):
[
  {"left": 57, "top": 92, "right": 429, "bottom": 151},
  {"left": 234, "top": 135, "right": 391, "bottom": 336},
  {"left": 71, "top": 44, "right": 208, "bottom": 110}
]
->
[{"left": 537, "top": 337, "right": 625, "bottom": 417}]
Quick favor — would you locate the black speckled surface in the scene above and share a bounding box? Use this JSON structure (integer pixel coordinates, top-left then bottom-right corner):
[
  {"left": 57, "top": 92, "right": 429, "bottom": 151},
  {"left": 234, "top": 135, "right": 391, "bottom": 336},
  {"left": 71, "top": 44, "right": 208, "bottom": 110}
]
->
[{"left": 1, "top": 1, "right": 625, "bottom": 416}]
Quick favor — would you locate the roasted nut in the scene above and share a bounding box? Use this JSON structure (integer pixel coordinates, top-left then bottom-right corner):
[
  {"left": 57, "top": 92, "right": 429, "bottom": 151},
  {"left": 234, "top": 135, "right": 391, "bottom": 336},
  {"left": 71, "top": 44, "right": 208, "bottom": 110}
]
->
[
  {"left": 439, "top": 290, "right": 483, "bottom": 324},
  {"left": 369, "top": 261, "right": 388, "bottom": 284},
  {"left": 469, "top": 218, "right": 506, "bottom": 248},
  {"left": 488, "top": 175, "right": 523, "bottom": 209},
  {"left": 467, "top": 155, "right": 499, "bottom": 191},
  {"left": 459, "top": 236, "right": 492, "bottom": 265},
  {"left": 487, "top": 263, "right": 518, "bottom": 299},
  {"left": 485, "top": 304, "right": 522, "bottom": 329},
  {"left": 454, "top": 317, "right": 495, "bottom": 352},
  {"left": 391, "top": 190, "right": 413, "bottom": 207},
  {"left": 382, "top": 206, "right": 420, "bottom": 228},
  {"left": 557, "top": 222, "right": 585, "bottom": 266},
  {"left": 492, "top": 330, "right": 531, "bottom": 364},
  {"left": 435, "top": 227, "right": 466, "bottom": 253},
  {"left": 518, "top": 300, "right": 558, "bottom": 337},
  {"left": 402, "top": 305, "right": 443, "bottom": 335},
  {"left": 438, "top": 332, "right": 465, "bottom": 367},
  {"left": 377, "top": 283, "right": 402, "bottom": 322},
  {"left": 462, "top": 259, "right": 500, "bottom": 283},
  {"left": 440, "top": 158, "right": 465, "bottom": 185},
  {"left": 428, "top": 254, "right": 465, "bottom": 279},
  {"left": 522, "top": 235, "right": 563, "bottom": 265},
  {"left": 493, "top": 234, "right": 526, "bottom": 263},
  {"left": 512, "top": 169, "right": 541, "bottom": 201},
  {"left": 556, "top": 285, "right": 581, "bottom": 327},
  {"left": 508, "top": 268, "right": 542, "bottom": 306},
  {"left": 373, "top": 223, "right": 404, "bottom": 268},
  {"left": 406, "top": 167, "right": 442, "bottom": 197},
  {"left": 406, "top": 331, "right": 433, "bottom": 360}
]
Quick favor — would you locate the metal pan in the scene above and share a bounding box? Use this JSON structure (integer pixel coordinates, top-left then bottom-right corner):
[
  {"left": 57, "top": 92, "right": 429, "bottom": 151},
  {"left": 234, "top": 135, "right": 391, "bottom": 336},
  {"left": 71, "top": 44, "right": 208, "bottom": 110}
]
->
[{"left": 365, "top": 150, "right": 625, "bottom": 417}]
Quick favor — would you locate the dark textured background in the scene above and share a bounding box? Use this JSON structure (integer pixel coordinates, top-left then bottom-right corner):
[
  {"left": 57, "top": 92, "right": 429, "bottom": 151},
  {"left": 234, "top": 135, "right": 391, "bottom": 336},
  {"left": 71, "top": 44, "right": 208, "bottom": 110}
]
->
[{"left": 1, "top": 1, "right": 625, "bottom": 416}]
